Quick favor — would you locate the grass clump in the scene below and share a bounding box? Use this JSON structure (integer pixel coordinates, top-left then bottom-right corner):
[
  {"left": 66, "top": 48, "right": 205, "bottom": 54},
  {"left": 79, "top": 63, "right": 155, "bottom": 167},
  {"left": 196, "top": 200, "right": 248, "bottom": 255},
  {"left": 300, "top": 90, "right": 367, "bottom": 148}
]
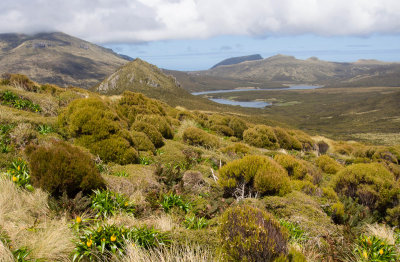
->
[
  {"left": 91, "top": 189, "right": 135, "bottom": 218},
  {"left": 315, "top": 155, "right": 343, "bottom": 174},
  {"left": 243, "top": 125, "right": 278, "bottom": 149},
  {"left": 219, "top": 155, "right": 290, "bottom": 197},
  {"left": 334, "top": 163, "right": 399, "bottom": 220},
  {"left": 25, "top": 140, "right": 105, "bottom": 197},
  {"left": 182, "top": 127, "right": 219, "bottom": 149},
  {"left": 218, "top": 205, "right": 288, "bottom": 262}
]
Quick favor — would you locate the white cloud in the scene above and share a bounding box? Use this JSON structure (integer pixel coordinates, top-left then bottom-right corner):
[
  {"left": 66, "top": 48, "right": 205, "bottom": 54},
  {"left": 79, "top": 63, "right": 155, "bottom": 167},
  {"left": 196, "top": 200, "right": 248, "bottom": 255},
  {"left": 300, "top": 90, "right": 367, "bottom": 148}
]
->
[{"left": 0, "top": 0, "right": 399, "bottom": 43}]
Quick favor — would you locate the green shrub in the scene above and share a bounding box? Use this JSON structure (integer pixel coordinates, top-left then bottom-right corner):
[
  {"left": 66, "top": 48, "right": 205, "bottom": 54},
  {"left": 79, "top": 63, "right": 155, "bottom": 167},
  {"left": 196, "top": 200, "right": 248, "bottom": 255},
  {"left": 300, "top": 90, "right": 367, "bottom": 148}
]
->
[
  {"left": 288, "top": 130, "right": 315, "bottom": 151},
  {"left": 334, "top": 163, "right": 399, "bottom": 215},
  {"left": 130, "top": 131, "right": 156, "bottom": 152},
  {"left": 218, "top": 205, "right": 288, "bottom": 262},
  {"left": 136, "top": 114, "right": 173, "bottom": 139},
  {"left": 315, "top": 155, "right": 342, "bottom": 174},
  {"left": 373, "top": 148, "right": 399, "bottom": 164},
  {"left": 243, "top": 125, "right": 278, "bottom": 149},
  {"left": 221, "top": 142, "right": 251, "bottom": 157},
  {"left": 89, "top": 136, "right": 139, "bottom": 165},
  {"left": 73, "top": 223, "right": 170, "bottom": 261},
  {"left": 274, "top": 154, "right": 308, "bottom": 180},
  {"left": 131, "top": 121, "right": 164, "bottom": 148},
  {"left": 228, "top": 117, "right": 247, "bottom": 138},
  {"left": 25, "top": 140, "right": 105, "bottom": 197},
  {"left": 182, "top": 127, "right": 219, "bottom": 148},
  {"left": 219, "top": 155, "right": 290, "bottom": 197},
  {"left": 115, "top": 91, "right": 166, "bottom": 125},
  {"left": 91, "top": 189, "right": 135, "bottom": 218},
  {"left": 210, "top": 124, "right": 234, "bottom": 137},
  {"left": 273, "top": 127, "right": 302, "bottom": 150},
  {"left": 354, "top": 235, "right": 398, "bottom": 262}
]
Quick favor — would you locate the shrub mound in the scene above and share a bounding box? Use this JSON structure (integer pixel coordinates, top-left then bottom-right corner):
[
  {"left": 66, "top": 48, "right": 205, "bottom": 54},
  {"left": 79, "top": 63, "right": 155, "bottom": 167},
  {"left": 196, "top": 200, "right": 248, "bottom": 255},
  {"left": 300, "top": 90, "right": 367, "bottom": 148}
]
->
[
  {"left": 130, "top": 131, "right": 156, "bottom": 152},
  {"left": 210, "top": 124, "right": 234, "bottom": 137},
  {"left": 334, "top": 163, "right": 399, "bottom": 215},
  {"left": 131, "top": 121, "right": 164, "bottom": 148},
  {"left": 273, "top": 127, "right": 302, "bottom": 150},
  {"left": 136, "top": 114, "right": 173, "bottom": 139},
  {"left": 218, "top": 205, "right": 288, "bottom": 262},
  {"left": 243, "top": 125, "right": 278, "bottom": 149},
  {"left": 219, "top": 155, "right": 290, "bottom": 197},
  {"left": 182, "top": 127, "right": 219, "bottom": 148},
  {"left": 90, "top": 136, "right": 139, "bottom": 165},
  {"left": 228, "top": 117, "right": 247, "bottom": 139},
  {"left": 25, "top": 140, "right": 105, "bottom": 197},
  {"left": 274, "top": 154, "right": 308, "bottom": 180},
  {"left": 315, "top": 155, "right": 342, "bottom": 174}
]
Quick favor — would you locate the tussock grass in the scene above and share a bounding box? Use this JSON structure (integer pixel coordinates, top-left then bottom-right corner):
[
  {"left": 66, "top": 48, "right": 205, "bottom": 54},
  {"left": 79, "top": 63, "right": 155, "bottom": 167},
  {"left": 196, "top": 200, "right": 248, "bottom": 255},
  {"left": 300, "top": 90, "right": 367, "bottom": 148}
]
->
[
  {"left": 120, "top": 243, "right": 215, "bottom": 262},
  {"left": 365, "top": 223, "right": 396, "bottom": 245},
  {"left": 0, "top": 176, "right": 74, "bottom": 261},
  {"left": 0, "top": 241, "right": 13, "bottom": 262}
]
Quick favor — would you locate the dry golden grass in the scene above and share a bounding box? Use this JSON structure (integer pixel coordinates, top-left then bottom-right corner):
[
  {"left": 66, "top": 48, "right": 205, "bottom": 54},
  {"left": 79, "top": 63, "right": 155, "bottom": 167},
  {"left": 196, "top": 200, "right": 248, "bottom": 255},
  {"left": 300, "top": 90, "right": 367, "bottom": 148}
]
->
[
  {"left": 120, "top": 243, "right": 215, "bottom": 262},
  {"left": 351, "top": 133, "right": 400, "bottom": 146},
  {"left": 0, "top": 105, "right": 56, "bottom": 125},
  {"left": 0, "top": 176, "right": 74, "bottom": 261},
  {"left": 0, "top": 241, "right": 13, "bottom": 262},
  {"left": 365, "top": 223, "right": 396, "bottom": 245},
  {"left": 107, "top": 213, "right": 179, "bottom": 232}
]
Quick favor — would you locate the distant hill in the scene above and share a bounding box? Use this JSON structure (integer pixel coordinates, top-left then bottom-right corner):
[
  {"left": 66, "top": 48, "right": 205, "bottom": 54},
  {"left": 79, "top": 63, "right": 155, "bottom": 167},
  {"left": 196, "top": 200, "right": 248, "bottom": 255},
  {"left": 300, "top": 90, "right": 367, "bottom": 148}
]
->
[
  {"left": 0, "top": 32, "right": 129, "bottom": 88},
  {"left": 211, "top": 54, "right": 263, "bottom": 69},
  {"left": 200, "top": 54, "right": 400, "bottom": 87}
]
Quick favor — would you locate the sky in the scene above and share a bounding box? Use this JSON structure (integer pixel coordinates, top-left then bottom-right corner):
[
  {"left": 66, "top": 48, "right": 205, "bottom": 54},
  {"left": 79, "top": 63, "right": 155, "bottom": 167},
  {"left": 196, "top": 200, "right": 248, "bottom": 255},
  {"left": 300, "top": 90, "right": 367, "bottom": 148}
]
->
[{"left": 1, "top": 0, "right": 400, "bottom": 70}]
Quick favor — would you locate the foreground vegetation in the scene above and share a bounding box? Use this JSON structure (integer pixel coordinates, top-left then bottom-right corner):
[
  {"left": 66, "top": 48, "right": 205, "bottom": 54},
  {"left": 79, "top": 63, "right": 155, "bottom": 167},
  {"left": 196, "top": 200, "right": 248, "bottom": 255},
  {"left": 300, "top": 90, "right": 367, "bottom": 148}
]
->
[{"left": 1, "top": 75, "right": 400, "bottom": 261}]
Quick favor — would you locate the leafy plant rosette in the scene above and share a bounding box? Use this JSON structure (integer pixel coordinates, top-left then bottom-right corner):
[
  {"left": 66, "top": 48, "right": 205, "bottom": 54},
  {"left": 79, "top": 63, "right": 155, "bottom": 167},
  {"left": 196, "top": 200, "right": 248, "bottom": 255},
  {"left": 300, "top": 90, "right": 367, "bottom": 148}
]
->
[
  {"left": 354, "top": 235, "right": 398, "bottom": 262},
  {"left": 91, "top": 189, "right": 135, "bottom": 218},
  {"left": 183, "top": 215, "right": 208, "bottom": 230},
  {"left": 73, "top": 223, "right": 170, "bottom": 261},
  {"left": 160, "top": 193, "right": 191, "bottom": 213},
  {"left": 6, "top": 158, "right": 34, "bottom": 191}
]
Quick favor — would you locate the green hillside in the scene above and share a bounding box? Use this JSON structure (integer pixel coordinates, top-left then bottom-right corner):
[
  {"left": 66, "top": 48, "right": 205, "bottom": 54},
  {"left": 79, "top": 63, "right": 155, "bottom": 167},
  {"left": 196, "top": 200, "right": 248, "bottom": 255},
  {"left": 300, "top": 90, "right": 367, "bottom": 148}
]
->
[{"left": 1, "top": 74, "right": 400, "bottom": 261}]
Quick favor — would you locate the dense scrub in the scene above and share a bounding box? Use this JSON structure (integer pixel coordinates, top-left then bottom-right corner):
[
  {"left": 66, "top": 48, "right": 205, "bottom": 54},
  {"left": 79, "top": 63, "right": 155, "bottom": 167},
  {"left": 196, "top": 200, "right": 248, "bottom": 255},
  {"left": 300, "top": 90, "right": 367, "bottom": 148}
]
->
[{"left": 182, "top": 127, "right": 220, "bottom": 148}]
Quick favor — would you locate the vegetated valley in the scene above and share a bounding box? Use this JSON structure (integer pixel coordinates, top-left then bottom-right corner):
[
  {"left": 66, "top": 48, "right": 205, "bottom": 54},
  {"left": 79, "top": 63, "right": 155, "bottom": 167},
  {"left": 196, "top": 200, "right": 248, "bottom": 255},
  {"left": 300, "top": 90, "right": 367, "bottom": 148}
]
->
[{"left": 1, "top": 59, "right": 400, "bottom": 261}]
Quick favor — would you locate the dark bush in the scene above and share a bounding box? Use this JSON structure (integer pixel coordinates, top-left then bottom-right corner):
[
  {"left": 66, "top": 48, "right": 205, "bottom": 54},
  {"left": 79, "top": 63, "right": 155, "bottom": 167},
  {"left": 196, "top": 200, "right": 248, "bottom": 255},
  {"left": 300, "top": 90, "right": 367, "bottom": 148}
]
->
[
  {"left": 219, "top": 155, "right": 290, "bottom": 197},
  {"left": 131, "top": 121, "right": 164, "bottom": 148},
  {"left": 334, "top": 163, "right": 400, "bottom": 216},
  {"left": 182, "top": 127, "right": 219, "bottom": 148},
  {"left": 136, "top": 114, "right": 173, "bottom": 139},
  {"left": 25, "top": 140, "right": 105, "bottom": 197},
  {"left": 317, "top": 141, "right": 329, "bottom": 154},
  {"left": 243, "top": 125, "right": 278, "bottom": 149},
  {"left": 273, "top": 127, "right": 302, "bottom": 150},
  {"left": 218, "top": 205, "right": 288, "bottom": 262}
]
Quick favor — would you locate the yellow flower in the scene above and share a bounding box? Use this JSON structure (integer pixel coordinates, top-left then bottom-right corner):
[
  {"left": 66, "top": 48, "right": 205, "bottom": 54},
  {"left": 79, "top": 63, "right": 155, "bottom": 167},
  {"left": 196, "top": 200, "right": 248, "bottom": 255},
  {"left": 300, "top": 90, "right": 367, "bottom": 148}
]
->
[
  {"left": 76, "top": 216, "right": 82, "bottom": 224},
  {"left": 367, "top": 238, "right": 372, "bottom": 246},
  {"left": 86, "top": 239, "right": 93, "bottom": 247},
  {"left": 110, "top": 235, "right": 117, "bottom": 242},
  {"left": 379, "top": 249, "right": 383, "bottom": 255},
  {"left": 12, "top": 176, "right": 18, "bottom": 182},
  {"left": 363, "top": 250, "right": 368, "bottom": 259},
  {"left": 101, "top": 238, "right": 106, "bottom": 242},
  {"left": 17, "top": 166, "right": 20, "bottom": 171},
  {"left": 124, "top": 202, "right": 129, "bottom": 207},
  {"left": 97, "top": 227, "right": 102, "bottom": 232}
]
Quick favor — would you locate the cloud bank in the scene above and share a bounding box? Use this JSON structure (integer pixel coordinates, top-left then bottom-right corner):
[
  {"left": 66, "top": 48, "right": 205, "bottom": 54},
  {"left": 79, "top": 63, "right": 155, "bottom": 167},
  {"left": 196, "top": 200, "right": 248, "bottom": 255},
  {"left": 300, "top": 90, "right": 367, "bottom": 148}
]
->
[{"left": 0, "top": 0, "right": 399, "bottom": 43}]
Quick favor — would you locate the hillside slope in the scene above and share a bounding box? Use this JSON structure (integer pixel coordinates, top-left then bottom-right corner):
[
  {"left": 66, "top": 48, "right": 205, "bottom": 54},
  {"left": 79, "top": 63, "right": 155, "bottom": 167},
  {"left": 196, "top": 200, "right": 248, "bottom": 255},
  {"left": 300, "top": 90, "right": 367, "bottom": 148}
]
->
[
  {"left": 211, "top": 54, "right": 263, "bottom": 69},
  {"left": 0, "top": 32, "right": 129, "bottom": 88},
  {"left": 199, "top": 54, "right": 400, "bottom": 86}
]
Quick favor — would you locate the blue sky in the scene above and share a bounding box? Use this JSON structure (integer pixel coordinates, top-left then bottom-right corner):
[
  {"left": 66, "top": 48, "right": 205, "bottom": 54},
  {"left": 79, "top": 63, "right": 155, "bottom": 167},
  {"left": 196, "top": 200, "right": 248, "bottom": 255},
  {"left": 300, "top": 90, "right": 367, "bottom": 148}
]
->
[
  {"left": 1, "top": 0, "right": 400, "bottom": 71},
  {"left": 104, "top": 34, "right": 400, "bottom": 71}
]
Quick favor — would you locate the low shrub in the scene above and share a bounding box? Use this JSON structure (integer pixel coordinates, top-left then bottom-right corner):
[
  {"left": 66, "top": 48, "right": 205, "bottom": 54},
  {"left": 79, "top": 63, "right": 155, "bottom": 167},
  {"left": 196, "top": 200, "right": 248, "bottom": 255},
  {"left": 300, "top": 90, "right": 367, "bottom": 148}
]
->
[
  {"left": 354, "top": 235, "right": 398, "bottom": 262},
  {"left": 91, "top": 189, "right": 135, "bottom": 218},
  {"left": 90, "top": 136, "right": 139, "bottom": 165},
  {"left": 373, "top": 148, "right": 399, "bottom": 164},
  {"left": 318, "top": 140, "right": 329, "bottom": 154},
  {"left": 274, "top": 154, "right": 308, "bottom": 180},
  {"left": 243, "top": 125, "right": 278, "bottom": 149},
  {"left": 130, "top": 131, "right": 156, "bottom": 152},
  {"left": 228, "top": 117, "right": 247, "bottom": 139},
  {"left": 221, "top": 142, "right": 251, "bottom": 157},
  {"left": 136, "top": 114, "right": 173, "bottom": 139},
  {"left": 131, "top": 121, "right": 164, "bottom": 148},
  {"left": 273, "top": 127, "right": 302, "bottom": 150},
  {"left": 160, "top": 193, "right": 191, "bottom": 213},
  {"left": 210, "top": 124, "right": 234, "bottom": 137},
  {"left": 219, "top": 155, "right": 290, "bottom": 197},
  {"left": 25, "top": 140, "right": 105, "bottom": 197},
  {"left": 315, "top": 155, "right": 342, "bottom": 174},
  {"left": 73, "top": 223, "right": 170, "bottom": 261},
  {"left": 218, "top": 205, "right": 288, "bottom": 262},
  {"left": 334, "top": 163, "right": 399, "bottom": 216},
  {"left": 182, "top": 127, "right": 219, "bottom": 148}
]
